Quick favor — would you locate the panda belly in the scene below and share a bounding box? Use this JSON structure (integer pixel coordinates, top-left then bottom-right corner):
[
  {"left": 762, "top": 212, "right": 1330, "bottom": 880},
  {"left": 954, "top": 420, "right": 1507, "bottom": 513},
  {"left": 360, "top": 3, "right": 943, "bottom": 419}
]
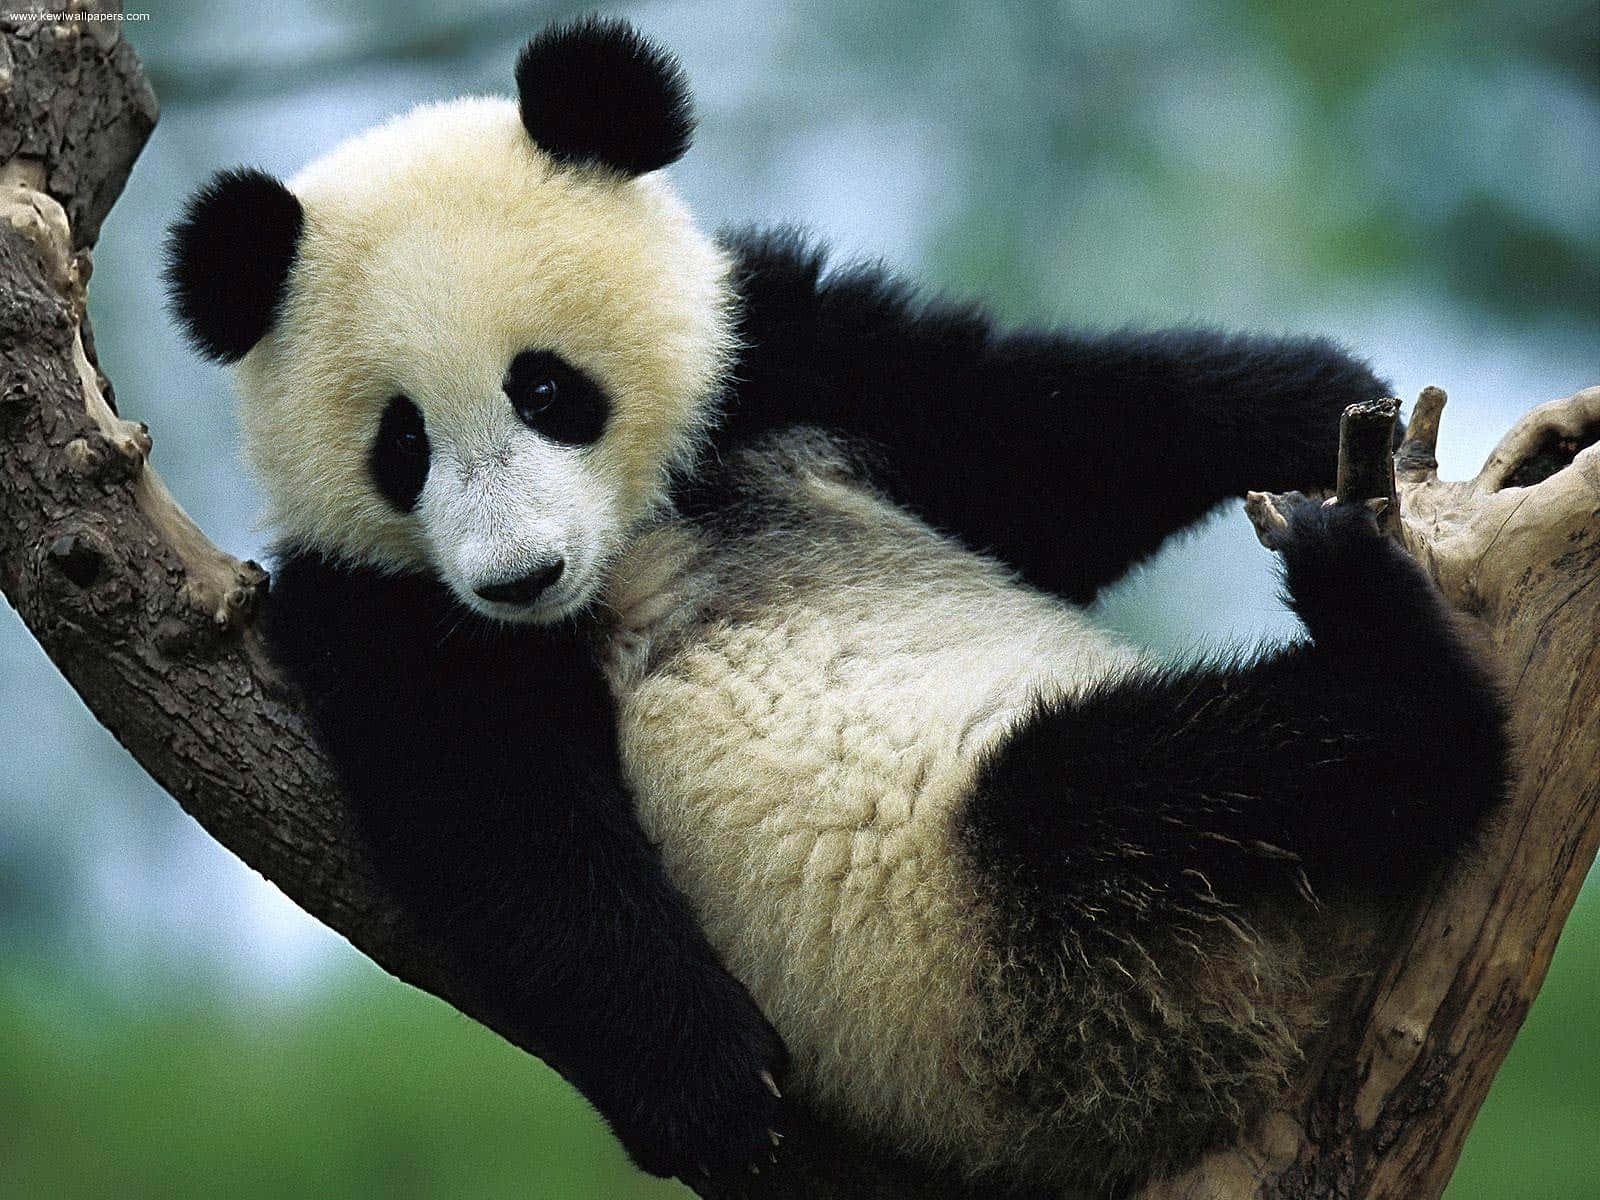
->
[{"left": 603, "top": 443, "right": 1147, "bottom": 1163}]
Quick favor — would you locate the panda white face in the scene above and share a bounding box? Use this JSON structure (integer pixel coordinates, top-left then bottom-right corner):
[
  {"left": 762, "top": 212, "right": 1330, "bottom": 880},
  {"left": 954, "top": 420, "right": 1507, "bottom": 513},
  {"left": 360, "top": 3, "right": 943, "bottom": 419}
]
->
[
  {"left": 373, "top": 350, "right": 625, "bottom": 624},
  {"left": 220, "top": 97, "right": 731, "bottom": 624}
]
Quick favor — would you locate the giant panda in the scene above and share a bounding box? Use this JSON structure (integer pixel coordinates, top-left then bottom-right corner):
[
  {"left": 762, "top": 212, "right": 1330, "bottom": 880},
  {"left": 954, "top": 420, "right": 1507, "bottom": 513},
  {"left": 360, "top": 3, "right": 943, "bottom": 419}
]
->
[{"left": 164, "top": 18, "right": 1511, "bottom": 1197}]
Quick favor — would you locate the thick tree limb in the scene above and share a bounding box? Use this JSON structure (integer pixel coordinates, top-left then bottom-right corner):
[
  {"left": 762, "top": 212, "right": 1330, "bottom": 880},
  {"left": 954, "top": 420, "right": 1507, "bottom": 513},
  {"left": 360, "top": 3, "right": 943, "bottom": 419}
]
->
[{"left": 3, "top": 17, "right": 1596, "bottom": 1200}]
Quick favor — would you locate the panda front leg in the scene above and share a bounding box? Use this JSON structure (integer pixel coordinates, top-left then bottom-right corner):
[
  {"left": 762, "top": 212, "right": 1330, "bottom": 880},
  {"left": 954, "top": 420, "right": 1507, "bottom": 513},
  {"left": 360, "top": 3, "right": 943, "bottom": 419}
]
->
[
  {"left": 722, "top": 232, "right": 1396, "bottom": 604},
  {"left": 961, "top": 493, "right": 1511, "bottom": 912},
  {"left": 915, "top": 326, "right": 1403, "bottom": 606},
  {"left": 261, "top": 553, "right": 786, "bottom": 1180},
  {"left": 334, "top": 732, "right": 789, "bottom": 1183},
  {"left": 502, "top": 809, "right": 791, "bottom": 1180}
]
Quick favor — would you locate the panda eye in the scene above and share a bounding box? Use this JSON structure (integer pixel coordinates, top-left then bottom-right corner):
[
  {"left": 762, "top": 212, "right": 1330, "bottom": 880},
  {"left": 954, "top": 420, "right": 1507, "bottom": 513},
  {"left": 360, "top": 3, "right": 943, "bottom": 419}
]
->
[
  {"left": 525, "top": 376, "right": 558, "bottom": 413},
  {"left": 369, "top": 395, "right": 430, "bottom": 513},
  {"left": 385, "top": 402, "right": 428, "bottom": 456},
  {"left": 504, "top": 349, "right": 610, "bottom": 446}
]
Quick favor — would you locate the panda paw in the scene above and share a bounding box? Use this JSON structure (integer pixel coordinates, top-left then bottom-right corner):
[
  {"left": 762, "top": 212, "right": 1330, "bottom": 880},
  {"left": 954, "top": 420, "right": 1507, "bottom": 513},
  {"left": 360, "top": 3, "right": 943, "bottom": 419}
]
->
[
  {"left": 1248, "top": 489, "right": 1439, "bottom": 649},
  {"left": 1245, "top": 489, "right": 1386, "bottom": 555},
  {"left": 612, "top": 991, "right": 789, "bottom": 1181}
]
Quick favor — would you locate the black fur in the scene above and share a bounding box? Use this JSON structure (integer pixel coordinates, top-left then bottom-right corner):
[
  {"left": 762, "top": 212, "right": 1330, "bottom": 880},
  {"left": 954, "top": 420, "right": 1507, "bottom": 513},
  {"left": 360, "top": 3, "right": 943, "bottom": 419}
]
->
[
  {"left": 515, "top": 18, "right": 694, "bottom": 176},
  {"left": 961, "top": 495, "right": 1510, "bottom": 937},
  {"left": 263, "top": 551, "right": 786, "bottom": 1178},
  {"left": 164, "top": 168, "right": 303, "bottom": 362},
  {"left": 505, "top": 349, "right": 611, "bottom": 445},
  {"left": 697, "top": 229, "right": 1393, "bottom": 603},
  {"left": 370, "top": 395, "right": 430, "bottom": 513}
]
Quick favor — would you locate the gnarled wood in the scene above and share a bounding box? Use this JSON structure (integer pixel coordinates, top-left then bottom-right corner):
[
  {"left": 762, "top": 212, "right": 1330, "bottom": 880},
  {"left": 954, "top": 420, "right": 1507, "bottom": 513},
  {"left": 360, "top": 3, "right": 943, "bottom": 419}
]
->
[{"left": 2, "top": 15, "right": 1595, "bottom": 1200}]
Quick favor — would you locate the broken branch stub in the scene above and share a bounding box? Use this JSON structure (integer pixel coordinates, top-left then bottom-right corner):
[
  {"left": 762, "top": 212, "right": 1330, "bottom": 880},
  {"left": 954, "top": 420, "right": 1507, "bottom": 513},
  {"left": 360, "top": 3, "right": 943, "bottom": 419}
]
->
[{"left": 1334, "top": 396, "right": 1400, "bottom": 532}]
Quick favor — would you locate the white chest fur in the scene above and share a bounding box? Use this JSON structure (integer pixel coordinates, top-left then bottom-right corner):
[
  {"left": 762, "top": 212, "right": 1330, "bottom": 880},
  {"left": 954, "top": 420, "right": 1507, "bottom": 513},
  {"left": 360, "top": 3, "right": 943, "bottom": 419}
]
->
[{"left": 602, "top": 446, "right": 1145, "bottom": 1155}]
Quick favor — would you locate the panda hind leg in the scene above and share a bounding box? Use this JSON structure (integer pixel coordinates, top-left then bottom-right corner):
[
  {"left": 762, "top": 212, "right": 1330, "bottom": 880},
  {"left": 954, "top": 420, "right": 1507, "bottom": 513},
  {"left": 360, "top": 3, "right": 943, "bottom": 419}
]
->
[
  {"left": 952, "top": 495, "right": 1511, "bottom": 1181},
  {"left": 965, "top": 493, "right": 1510, "bottom": 912}
]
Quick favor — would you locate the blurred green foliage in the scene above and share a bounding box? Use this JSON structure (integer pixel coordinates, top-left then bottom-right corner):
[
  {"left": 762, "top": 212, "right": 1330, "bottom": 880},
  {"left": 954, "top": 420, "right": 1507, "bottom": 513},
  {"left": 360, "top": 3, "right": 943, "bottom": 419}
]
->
[
  {"left": 0, "top": 960, "right": 687, "bottom": 1199},
  {"left": 2, "top": 892, "right": 1595, "bottom": 1197}
]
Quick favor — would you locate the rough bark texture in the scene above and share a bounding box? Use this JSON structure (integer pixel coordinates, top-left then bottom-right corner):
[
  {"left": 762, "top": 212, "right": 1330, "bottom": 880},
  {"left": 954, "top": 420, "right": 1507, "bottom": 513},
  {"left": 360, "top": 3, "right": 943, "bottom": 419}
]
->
[
  {"left": 2, "top": 16, "right": 1596, "bottom": 1200},
  {"left": 0, "top": 2, "right": 155, "bottom": 249}
]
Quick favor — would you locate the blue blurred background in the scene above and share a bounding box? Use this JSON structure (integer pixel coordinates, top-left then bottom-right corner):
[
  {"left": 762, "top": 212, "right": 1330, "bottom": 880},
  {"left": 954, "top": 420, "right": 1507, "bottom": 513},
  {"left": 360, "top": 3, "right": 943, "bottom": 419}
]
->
[{"left": 1, "top": 2, "right": 1595, "bottom": 1196}]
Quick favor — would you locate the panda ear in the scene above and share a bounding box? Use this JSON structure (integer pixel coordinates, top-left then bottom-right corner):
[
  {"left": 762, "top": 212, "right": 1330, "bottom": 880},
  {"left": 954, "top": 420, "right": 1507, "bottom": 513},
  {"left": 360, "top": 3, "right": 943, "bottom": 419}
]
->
[
  {"left": 164, "top": 168, "right": 304, "bottom": 363},
  {"left": 515, "top": 17, "right": 694, "bottom": 176}
]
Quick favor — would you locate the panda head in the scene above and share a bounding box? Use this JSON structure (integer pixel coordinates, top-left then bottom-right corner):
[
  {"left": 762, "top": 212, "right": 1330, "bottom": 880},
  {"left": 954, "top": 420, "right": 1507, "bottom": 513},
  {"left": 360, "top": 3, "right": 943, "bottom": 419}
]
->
[{"left": 165, "top": 18, "right": 731, "bottom": 624}]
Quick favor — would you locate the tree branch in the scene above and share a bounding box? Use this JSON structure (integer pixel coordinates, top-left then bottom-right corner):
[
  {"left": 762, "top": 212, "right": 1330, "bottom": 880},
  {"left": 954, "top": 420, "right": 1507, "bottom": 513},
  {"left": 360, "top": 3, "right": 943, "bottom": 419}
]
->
[{"left": 3, "top": 17, "right": 1596, "bottom": 1200}]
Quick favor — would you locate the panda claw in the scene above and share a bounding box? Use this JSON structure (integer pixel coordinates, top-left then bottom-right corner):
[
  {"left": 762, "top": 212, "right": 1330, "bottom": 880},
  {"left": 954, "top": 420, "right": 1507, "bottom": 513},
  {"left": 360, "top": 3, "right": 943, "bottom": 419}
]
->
[
  {"left": 1245, "top": 490, "right": 1291, "bottom": 551},
  {"left": 761, "top": 1069, "right": 782, "bottom": 1099}
]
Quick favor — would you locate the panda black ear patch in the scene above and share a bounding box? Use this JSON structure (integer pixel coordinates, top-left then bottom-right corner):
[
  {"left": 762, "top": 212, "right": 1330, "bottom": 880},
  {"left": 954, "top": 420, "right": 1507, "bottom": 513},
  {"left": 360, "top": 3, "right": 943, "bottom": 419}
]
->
[
  {"left": 515, "top": 17, "right": 694, "bottom": 176},
  {"left": 164, "top": 168, "right": 304, "bottom": 363}
]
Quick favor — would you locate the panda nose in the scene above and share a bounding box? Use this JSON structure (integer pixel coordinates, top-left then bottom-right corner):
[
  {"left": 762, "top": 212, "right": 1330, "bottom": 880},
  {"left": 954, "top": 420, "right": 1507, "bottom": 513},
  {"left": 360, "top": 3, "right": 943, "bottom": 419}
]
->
[{"left": 474, "top": 559, "right": 565, "bottom": 605}]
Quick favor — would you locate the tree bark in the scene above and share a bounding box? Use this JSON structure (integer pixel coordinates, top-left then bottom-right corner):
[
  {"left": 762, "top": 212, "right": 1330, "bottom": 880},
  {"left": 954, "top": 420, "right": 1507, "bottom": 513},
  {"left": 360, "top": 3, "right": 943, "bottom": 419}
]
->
[{"left": 2, "top": 16, "right": 1595, "bottom": 1200}]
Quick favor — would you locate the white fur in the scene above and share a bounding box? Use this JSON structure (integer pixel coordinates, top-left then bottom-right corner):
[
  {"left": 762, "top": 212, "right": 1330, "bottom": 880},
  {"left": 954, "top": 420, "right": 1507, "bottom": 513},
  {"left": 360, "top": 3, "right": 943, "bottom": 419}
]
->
[
  {"left": 232, "top": 96, "right": 732, "bottom": 617},
  {"left": 604, "top": 444, "right": 1151, "bottom": 1175},
  {"left": 415, "top": 402, "right": 615, "bottom": 621}
]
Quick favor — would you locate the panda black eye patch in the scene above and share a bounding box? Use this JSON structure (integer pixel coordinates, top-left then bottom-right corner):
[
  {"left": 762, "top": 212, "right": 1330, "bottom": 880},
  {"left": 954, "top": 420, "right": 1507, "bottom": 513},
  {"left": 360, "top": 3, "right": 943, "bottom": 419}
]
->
[
  {"left": 369, "top": 394, "right": 430, "bottom": 513},
  {"left": 504, "top": 349, "right": 610, "bottom": 445}
]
